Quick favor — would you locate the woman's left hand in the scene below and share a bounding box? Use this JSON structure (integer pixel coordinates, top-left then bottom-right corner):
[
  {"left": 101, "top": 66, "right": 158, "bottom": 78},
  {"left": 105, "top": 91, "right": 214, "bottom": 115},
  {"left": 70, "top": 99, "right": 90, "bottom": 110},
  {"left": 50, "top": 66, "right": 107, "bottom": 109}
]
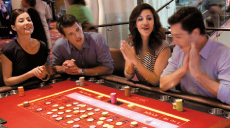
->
[
  {"left": 33, "top": 66, "right": 47, "bottom": 80},
  {"left": 120, "top": 40, "right": 138, "bottom": 64}
]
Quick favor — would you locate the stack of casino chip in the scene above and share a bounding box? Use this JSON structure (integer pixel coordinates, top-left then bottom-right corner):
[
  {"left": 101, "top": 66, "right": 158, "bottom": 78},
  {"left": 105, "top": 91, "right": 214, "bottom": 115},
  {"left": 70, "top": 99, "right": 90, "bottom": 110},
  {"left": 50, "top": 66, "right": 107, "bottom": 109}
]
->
[
  {"left": 110, "top": 93, "right": 117, "bottom": 104},
  {"left": 124, "top": 86, "right": 131, "bottom": 97},
  {"left": 23, "top": 101, "right": 30, "bottom": 107},
  {"left": 79, "top": 77, "right": 85, "bottom": 86},
  {"left": 18, "top": 86, "right": 24, "bottom": 96}
]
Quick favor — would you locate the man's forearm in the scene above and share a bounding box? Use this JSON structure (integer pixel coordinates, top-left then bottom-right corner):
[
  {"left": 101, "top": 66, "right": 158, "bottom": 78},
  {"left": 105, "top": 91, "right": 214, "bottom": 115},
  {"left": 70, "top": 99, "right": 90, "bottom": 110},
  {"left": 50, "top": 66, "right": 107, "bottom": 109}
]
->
[
  {"left": 83, "top": 66, "right": 113, "bottom": 76},
  {"left": 160, "top": 67, "right": 187, "bottom": 91},
  {"left": 52, "top": 65, "right": 66, "bottom": 74}
]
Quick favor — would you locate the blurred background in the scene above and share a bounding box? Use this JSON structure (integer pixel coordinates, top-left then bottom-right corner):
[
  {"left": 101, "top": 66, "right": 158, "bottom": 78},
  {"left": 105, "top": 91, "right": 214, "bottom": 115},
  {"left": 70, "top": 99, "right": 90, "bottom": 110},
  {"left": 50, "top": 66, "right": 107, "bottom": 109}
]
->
[{"left": 1, "top": 0, "right": 230, "bottom": 49}]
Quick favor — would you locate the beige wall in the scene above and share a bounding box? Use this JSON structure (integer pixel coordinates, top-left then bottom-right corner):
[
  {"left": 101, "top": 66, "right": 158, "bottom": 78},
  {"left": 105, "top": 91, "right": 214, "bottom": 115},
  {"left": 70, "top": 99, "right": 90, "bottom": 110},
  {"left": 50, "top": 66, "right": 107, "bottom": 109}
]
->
[
  {"left": 11, "top": 0, "right": 21, "bottom": 9},
  {"left": 54, "top": 0, "right": 65, "bottom": 14}
]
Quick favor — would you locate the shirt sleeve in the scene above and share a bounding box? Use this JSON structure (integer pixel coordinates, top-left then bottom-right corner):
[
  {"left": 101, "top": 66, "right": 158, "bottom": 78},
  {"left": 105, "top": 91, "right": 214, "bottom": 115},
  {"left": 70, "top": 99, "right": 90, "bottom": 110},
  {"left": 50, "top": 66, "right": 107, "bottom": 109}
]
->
[
  {"left": 216, "top": 48, "right": 230, "bottom": 105},
  {"left": 160, "top": 45, "right": 180, "bottom": 77},
  {"left": 94, "top": 34, "right": 114, "bottom": 71},
  {"left": 44, "top": 2, "right": 52, "bottom": 19},
  {"left": 52, "top": 38, "right": 65, "bottom": 66}
]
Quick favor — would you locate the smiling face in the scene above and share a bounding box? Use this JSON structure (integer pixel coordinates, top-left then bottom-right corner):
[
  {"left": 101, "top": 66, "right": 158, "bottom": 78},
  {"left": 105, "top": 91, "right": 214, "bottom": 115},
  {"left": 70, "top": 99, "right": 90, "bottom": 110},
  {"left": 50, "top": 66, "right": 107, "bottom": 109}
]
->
[
  {"left": 11, "top": 12, "right": 34, "bottom": 36},
  {"left": 136, "top": 9, "right": 154, "bottom": 39},
  {"left": 62, "top": 22, "right": 84, "bottom": 49}
]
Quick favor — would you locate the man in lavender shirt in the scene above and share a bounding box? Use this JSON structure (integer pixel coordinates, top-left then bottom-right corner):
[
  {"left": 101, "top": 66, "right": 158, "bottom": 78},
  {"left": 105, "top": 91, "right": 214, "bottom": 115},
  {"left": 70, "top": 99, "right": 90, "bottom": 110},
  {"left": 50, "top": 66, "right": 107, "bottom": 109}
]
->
[
  {"left": 52, "top": 14, "right": 113, "bottom": 76},
  {"left": 160, "top": 7, "right": 230, "bottom": 104}
]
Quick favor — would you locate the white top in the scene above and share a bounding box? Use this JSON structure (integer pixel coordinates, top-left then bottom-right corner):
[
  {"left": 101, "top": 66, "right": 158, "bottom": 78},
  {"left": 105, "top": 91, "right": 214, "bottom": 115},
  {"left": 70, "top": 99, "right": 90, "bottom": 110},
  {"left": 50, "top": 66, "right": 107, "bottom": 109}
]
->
[{"left": 35, "top": 0, "right": 52, "bottom": 49}]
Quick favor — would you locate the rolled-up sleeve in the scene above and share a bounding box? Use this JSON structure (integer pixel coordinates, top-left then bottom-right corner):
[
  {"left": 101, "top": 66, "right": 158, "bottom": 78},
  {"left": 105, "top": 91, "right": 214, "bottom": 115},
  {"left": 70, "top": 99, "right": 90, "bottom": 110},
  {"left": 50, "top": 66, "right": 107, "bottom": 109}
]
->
[
  {"left": 94, "top": 34, "right": 114, "bottom": 71},
  {"left": 161, "top": 46, "right": 180, "bottom": 77},
  {"left": 217, "top": 49, "right": 230, "bottom": 104}
]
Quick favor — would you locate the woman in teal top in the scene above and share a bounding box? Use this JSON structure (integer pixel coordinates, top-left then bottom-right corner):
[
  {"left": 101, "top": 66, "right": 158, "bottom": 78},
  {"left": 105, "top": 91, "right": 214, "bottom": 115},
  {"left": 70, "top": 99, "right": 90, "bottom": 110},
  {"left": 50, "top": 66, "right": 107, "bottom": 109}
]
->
[{"left": 67, "top": 0, "right": 93, "bottom": 25}]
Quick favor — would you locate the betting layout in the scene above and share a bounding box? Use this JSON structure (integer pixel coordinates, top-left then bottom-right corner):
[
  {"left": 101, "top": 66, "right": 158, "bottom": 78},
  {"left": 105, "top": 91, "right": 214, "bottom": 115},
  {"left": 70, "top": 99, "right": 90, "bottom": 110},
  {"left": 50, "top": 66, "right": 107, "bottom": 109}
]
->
[{"left": 18, "top": 87, "right": 190, "bottom": 128}]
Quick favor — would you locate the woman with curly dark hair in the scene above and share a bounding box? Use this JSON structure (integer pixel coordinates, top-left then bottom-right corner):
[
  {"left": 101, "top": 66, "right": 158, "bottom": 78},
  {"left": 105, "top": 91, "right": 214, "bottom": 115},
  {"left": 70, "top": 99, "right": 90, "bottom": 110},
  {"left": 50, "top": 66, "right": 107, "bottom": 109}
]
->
[{"left": 120, "top": 3, "right": 171, "bottom": 86}]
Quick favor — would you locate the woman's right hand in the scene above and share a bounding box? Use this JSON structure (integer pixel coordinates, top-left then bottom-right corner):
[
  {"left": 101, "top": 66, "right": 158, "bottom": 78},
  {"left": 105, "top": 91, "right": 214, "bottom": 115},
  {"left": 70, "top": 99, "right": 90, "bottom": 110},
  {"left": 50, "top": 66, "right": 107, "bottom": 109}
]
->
[{"left": 30, "top": 66, "right": 47, "bottom": 80}]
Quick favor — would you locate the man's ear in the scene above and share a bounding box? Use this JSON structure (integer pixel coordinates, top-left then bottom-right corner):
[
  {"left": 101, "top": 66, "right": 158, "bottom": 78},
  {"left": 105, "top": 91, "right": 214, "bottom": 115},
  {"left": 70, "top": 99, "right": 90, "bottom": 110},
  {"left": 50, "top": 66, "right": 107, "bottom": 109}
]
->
[
  {"left": 190, "top": 28, "right": 200, "bottom": 41},
  {"left": 61, "top": 34, "right": 66, "bottom": 39}
]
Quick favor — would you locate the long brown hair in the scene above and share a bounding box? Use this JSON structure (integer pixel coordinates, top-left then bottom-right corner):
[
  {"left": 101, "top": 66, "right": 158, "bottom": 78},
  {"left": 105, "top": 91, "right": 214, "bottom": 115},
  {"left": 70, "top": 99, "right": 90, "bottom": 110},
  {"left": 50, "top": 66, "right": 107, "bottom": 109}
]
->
[{"left": 129, "top": 3, "right": 165, "bottom": 54}]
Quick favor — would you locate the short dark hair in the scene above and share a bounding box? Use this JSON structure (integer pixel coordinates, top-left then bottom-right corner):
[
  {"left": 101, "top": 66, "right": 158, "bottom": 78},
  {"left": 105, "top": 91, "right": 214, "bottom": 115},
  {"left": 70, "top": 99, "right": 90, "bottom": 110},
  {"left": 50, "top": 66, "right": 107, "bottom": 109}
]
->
[
  {"left": 10, "top": 9, "right": 25, "bottom": 26},
  {"left": 56, "top": 14, "right": 80, "bottom": 36},
  {"left": 129, "top": 3, "right": 165, "bottom": 54},
  {"left": 25, "top": 0, "right": 36, "bottom": 7},
  {"left": 168, "top": 6, "right": 205, "bottom": 35},
  {"left": 72, "top": 0, "right": 86, "bottom": 6}
]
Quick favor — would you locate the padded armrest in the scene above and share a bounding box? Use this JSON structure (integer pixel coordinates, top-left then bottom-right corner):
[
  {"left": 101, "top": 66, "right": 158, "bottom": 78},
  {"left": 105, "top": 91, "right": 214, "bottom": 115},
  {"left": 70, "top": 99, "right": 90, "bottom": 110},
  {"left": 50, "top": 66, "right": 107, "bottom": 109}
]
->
[{"left": 110, "top": 48, "right": 125, "bottom": 77}]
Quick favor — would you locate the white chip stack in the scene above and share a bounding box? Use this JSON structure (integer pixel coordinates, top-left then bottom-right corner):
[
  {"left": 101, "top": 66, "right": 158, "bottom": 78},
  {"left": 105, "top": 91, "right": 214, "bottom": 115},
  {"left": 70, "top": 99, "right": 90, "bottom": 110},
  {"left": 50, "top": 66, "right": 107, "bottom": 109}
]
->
[{"left": 79, "top": 77, "right": 85, "bottom": 86}]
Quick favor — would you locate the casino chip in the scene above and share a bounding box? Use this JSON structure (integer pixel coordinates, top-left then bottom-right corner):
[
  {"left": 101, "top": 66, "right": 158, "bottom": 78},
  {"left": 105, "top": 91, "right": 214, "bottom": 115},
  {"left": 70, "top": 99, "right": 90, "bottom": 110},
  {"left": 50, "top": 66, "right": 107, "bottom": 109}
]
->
[
  {"left": 56, "top": 117, "right": 62, "bottom": 121},
  {"left": 65, "top": 109, "right": 72, "bottom": 113},
  {"left": 59, "top": 106, "right": 65, "bottom": 110},
  {"left": 52, "top": 104, "right": 59, "bottom": 107},
  {"left": 130, "top": 121, "right": 138, "bottom": 126},
  {"left": 73, "top": 110, "right": 80, "bottom": 115},
  {"left": 23, "top": 101, "right": 30, "bottom": 107},
  {"left": 47, "top": 112, "right": 53, "bottom": 115},
  {"left": 102, "top": 112, "right": 109, "bottom": 116},
  {"left": 145, "top": 118, "right": 153, "bottom": 123},
  {"left": 80, "top": 104, "right": 86, "bottom": 108},
  {"left": 99, "top": 117, "right": 106, "bottom": 120},
  {"left": 87, "top": 118, "right": 94, "bottom": 122},
  {"left": 80, "top": 114, "right": 88, "bottom": 119},
  {"left": 52, "top": 114, "right": 58, "bottom": 118},
  {"left": 45, "top": 101, "right": 51, "bottom": 105},
  {"left": 74, "top": 118, "right": 80, "bottom": 122},
  {"left": 102, "top": 124, "right": 109, "bottom": 127},
  {"left": 73, "top": 107, "right": 80, "bottom": 110},
  {"left": 88, "top": 112, "right": 94, "bottom": 115},
  {"left": 66, "top": 104, "right": 72, "bottom": 107},
  {"left": 52, "top": 109, "right": 58, "bottom": 112},
  {"left": 67, "top": 120, "right": 74, "bottom": 124},
  {"left": 72, "top": 124, "right": 80, "bottom": 128},
  {"left": 80, "top": 110, "right": 86, "bottom": 113},
  {"left": 66, "top": 115, "right": 72, "bottom": 118},
  {"left": 89, "top": 125, "right": 96, "bottom": 128},
  {"left": 106, "top": 119, "right": 113, "bottom": 122},
  {"left": 94, "top": 108, "right": 100, "bottom": 111},
  {"left": 58, "top": 112, "right": 64, "bottom": 115},
  {"left": 87, "top": 107, "right": 93, "bottom": 111},
  {"left": 108, "top": 125, "right": 114, "bottom": 128},
  {"left": 73, "top": 102, "right": 79, "bottom": 105},
  {"left": 116, "top": 122, "right": 123, "bottom": 126},
  {"left": 97, "top": 121, "right": 104, "bottom": 125},
  {"left": 36, "top": 108, "right": 43, "bottom": 112}
]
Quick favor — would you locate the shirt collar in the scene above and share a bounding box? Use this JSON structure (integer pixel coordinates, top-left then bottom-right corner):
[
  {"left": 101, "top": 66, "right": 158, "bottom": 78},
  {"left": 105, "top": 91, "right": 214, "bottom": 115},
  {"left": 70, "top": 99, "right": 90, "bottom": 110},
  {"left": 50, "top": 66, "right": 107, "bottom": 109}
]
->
[
  {"left": 68, "top": 32, "right": 90, "bottom": 51},
  {"left": 199, "top": 36, "right": 212, "bottom": 60}
]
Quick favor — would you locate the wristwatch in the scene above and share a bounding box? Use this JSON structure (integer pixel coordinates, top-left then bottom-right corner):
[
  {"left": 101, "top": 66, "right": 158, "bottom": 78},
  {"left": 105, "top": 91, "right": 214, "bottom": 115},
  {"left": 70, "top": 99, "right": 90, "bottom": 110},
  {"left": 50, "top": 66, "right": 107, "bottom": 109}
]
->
[{"left": 80, "top": 68, "right": 85, "bottom": 75}]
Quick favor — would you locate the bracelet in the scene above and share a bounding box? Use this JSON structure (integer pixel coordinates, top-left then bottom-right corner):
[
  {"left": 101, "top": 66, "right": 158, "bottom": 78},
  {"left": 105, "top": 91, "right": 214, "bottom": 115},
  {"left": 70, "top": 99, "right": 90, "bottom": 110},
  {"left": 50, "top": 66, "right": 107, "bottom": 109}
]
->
[
  {"left": 41, "top": 72, "right": 50, "bottom": 81},
  {"left": 124, "top": 68, "right": 134, "bottom": 79}
]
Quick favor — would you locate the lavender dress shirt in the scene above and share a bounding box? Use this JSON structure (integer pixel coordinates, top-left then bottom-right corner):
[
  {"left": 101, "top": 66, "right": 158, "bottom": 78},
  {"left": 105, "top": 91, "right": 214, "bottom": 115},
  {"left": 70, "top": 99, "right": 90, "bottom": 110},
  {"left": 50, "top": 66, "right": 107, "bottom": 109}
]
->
[
  {"left": 161, "top": 37, "right": 230, "bottom": 104},
  {"left": 52, "top": 32, "right": 114, "bottom": 71}
]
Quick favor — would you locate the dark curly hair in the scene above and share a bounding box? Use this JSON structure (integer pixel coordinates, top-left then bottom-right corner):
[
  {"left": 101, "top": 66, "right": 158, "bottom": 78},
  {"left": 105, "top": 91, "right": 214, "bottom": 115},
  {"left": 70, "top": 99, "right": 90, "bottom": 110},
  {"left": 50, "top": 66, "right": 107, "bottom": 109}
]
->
[{"left": 129, "top": 3, "right": 165, "bottom": 54}]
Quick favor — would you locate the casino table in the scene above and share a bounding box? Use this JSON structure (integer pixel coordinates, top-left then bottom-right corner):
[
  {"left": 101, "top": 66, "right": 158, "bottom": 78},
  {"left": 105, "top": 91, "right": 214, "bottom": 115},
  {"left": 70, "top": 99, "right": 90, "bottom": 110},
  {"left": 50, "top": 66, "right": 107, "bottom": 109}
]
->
[{"left": 0, "top": 78, "right": 229, "bottom": 128}]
